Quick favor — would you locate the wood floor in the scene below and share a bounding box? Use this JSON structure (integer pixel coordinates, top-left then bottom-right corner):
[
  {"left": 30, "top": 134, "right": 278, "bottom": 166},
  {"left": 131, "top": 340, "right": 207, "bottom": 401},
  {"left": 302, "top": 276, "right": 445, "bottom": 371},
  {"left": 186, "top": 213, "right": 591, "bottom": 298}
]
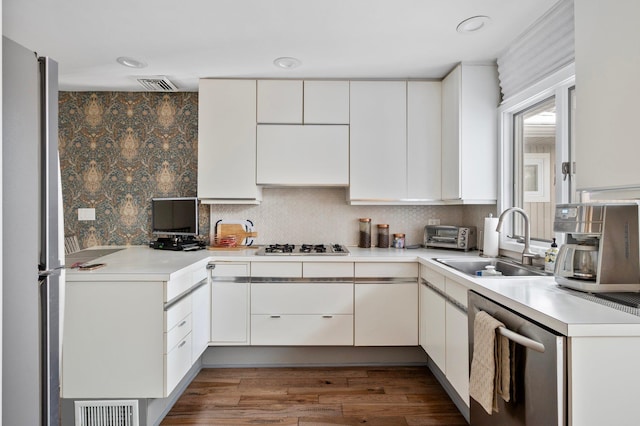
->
[{"left": 160, "top": 366, "right": 468, "bottom": 425}]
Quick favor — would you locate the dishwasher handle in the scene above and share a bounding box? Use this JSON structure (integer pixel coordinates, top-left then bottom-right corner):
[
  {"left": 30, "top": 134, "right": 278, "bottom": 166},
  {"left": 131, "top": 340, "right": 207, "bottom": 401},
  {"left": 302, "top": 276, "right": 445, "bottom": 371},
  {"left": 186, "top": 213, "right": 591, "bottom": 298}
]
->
[{"left": 498, "top": 326, "right": 545, "bottom": 353}]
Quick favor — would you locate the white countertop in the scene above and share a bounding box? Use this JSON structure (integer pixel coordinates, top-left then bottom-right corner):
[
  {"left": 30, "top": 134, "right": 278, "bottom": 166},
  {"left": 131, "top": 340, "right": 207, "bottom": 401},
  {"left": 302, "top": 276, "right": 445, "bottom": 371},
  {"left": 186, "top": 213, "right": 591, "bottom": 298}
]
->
[{"left": 66, "top": 245, "right": 640, "bottom": 337}]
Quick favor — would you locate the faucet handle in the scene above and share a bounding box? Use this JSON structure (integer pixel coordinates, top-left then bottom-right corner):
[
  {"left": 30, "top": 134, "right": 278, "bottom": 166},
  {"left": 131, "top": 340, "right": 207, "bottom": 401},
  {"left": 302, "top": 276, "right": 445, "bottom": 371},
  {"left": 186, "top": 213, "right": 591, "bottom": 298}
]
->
[{"left": 522, "top": 252, "right": 541, "bottom": 266}]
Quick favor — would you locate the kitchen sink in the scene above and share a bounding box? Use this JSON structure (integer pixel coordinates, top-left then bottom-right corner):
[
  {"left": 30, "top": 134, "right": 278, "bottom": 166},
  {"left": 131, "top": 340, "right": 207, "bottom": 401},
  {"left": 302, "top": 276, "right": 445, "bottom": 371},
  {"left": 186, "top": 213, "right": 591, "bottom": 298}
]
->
[{"left": 434, "top": 257, "right": 550, "bottom": 277}]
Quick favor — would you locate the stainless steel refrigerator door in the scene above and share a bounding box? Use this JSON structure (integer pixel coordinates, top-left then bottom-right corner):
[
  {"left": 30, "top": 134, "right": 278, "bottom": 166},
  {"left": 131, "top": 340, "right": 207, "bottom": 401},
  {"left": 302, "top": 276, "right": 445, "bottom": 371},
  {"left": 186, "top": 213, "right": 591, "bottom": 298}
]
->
[{"left": 3, "top": 36, "right": 62, "bottom": 426}]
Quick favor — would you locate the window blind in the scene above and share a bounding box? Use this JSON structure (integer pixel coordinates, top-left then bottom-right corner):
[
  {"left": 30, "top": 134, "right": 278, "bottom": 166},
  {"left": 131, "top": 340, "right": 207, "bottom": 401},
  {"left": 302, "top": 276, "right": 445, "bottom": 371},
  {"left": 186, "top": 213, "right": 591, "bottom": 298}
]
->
[{"left": 497, "top": 0, "right": 574, "bottom": 102}]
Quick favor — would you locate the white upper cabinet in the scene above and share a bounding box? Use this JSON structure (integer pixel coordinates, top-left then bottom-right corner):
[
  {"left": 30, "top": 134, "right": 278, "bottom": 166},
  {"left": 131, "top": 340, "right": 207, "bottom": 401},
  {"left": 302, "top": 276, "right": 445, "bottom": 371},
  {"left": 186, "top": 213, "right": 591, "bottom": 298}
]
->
[
  {"left": 575, "top": 1, "right": 640, "bottom": 194},
  {"left": 257, "top": 80, "right": 303, "bottom": 124},
  {"left": 256, "top": 124, "right": 349, "bottom": 186},
  {"left": 408, "top": 81, "right": 442, "bottom": 201},
  {"left": 441, "top": 64, "right": 499, "bottom": 203},
  {"left": 198, "top": 79, "right": 262, "bottom": 203},
  {"left": 349, "top": 80, "right": 442, "bottom": 204},
  {"left": 303, "top": 80, "right": 350, "bottom": 124},
  {"left": 350, "top": 81, "right": 407, "bottom": 202},
  {"left": 258, "top": 80, "right": 349, "bottom": 124}
]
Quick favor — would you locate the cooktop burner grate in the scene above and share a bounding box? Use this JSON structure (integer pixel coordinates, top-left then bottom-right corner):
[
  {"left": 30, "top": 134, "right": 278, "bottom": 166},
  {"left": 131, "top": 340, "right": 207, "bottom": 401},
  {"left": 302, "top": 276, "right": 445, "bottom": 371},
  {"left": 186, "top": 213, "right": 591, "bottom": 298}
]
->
[{"left": 257, "top": 243, "right": 350, "bottom": 256}]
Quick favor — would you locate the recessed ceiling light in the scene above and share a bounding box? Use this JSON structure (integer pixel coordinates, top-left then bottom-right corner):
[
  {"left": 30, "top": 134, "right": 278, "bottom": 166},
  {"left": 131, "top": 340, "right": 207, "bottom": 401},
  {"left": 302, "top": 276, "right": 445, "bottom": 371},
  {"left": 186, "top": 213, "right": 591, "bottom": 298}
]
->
[
  {"left": 116, "top": 56, "right": 147, "bottom": 69},
  {"left": 456, "top": 15, "right": 491, "bottom": 33},
  {"left": 273, "top": 57, "right": 301, "bottom": 69}
]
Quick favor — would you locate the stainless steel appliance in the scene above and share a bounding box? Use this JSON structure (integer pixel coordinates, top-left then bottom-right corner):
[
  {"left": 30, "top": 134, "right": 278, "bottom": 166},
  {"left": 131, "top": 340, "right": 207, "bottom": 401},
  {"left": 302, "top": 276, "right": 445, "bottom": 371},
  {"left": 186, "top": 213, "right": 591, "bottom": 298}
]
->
[
  {"left": 3, "top": 37, "right": 63, "bottom": 425},
  {"left": 424, "top": 225, "right": 477, "bottom": 251},
  {"left": 256, "top": 243, "right": 350, "bottom": 256},
  {"left": 468, "top": 291, "right": 566, "bottom": 426},
  {"left": 554, "top": 203, "right": 640, "bottom": 292}
]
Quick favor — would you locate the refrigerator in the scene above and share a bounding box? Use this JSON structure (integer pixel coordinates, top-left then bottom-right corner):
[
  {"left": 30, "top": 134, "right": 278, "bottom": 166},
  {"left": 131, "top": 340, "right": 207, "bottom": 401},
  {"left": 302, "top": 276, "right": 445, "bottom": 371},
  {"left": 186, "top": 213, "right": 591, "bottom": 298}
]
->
[{"left": 3, "top": 36, "right": 63, "bottom": 426}]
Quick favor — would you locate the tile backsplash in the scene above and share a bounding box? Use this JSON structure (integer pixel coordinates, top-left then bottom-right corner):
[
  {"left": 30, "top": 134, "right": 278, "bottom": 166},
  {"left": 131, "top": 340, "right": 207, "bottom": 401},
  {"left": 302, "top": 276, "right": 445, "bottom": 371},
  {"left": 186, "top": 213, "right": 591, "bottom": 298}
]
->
[{"left": 210, "top": 187, "right": 496, "bottom": 247}]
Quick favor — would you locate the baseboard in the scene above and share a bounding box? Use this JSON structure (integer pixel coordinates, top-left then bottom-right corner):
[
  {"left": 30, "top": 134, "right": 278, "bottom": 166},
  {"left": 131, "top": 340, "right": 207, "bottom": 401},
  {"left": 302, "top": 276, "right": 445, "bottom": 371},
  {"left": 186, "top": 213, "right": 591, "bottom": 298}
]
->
[{"left": 426, "top": 357, "right": 470, "bottom": 423}]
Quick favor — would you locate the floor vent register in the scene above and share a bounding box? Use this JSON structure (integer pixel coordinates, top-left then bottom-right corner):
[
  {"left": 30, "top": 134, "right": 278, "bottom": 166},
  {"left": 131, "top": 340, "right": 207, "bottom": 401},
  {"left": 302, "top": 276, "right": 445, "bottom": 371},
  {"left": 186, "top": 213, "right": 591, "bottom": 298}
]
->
[{"left": 74, "top": 400, "right": 139, "bottom": 426}]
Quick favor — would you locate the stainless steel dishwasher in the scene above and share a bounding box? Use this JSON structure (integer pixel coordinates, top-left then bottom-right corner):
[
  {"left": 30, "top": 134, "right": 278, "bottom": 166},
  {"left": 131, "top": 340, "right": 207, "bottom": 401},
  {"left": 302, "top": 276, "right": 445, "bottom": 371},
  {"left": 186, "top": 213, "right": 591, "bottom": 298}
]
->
[{"left": 468, "top": 291, "right": 566, "bottom": 426}]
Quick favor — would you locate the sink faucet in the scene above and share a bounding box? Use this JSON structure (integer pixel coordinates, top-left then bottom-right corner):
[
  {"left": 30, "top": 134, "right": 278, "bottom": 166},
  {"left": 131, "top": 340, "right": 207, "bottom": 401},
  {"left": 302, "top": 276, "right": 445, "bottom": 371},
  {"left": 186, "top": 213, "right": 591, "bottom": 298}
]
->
[{"left": 495, "top": 207, "right": 540, "bottom": 266}]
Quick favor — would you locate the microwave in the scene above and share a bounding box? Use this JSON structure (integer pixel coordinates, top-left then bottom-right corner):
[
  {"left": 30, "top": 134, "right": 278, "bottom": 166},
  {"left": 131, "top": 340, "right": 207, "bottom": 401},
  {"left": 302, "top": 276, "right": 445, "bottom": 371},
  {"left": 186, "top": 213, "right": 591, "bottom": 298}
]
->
[{"left": 424, "top": 225, "right": 477, "bottom": 251}]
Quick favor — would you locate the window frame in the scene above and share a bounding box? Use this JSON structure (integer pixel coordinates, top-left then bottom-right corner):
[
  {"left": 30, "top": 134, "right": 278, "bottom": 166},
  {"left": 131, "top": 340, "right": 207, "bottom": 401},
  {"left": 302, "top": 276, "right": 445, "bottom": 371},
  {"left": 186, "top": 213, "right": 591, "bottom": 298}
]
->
[{"left": 498, "top": 63, "right": 575, "bottom": 256}]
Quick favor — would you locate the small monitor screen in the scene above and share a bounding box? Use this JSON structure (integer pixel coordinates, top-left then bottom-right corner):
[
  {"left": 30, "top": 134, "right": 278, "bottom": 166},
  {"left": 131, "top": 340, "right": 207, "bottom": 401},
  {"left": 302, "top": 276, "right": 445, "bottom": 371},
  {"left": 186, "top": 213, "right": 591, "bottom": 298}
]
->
[{"left": 151, "top": 197, "right": 199, "bottom": 236}]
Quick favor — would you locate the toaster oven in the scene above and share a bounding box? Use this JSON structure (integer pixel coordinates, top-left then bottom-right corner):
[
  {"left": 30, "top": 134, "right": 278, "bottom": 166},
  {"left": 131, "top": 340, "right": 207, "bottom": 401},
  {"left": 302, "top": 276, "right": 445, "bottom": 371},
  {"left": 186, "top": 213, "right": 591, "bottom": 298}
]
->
[{"left": 424, "top": 225, "right": 477, "bottom": 251}]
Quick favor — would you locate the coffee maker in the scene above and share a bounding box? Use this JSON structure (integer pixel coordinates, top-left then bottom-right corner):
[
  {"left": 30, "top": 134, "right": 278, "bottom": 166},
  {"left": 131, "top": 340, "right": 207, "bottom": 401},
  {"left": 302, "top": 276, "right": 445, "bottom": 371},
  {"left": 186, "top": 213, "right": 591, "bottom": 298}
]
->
[{"left": 554, "top": 203, "right": 640, "bottom": 292}]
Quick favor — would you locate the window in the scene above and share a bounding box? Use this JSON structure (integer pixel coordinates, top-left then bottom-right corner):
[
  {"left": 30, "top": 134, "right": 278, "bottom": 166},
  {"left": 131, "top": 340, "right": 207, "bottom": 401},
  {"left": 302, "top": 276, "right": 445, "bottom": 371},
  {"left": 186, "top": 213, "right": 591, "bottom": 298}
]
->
[{"left": 499, "top": 65, "right": 576, "bottom": 254}]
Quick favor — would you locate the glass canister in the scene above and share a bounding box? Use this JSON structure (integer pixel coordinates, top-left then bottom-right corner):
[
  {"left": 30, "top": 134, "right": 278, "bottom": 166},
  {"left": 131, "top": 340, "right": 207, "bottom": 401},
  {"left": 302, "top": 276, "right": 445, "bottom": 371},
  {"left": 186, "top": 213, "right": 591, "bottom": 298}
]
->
[
  {"left": 377, "top": 224, "right": 390, "bottom": 248},
  {"left": 393, "top": 233, "right": 405, "bottom": 249},
  {"left": 358, "top": 218, "right": 371, "bottom": 248}
]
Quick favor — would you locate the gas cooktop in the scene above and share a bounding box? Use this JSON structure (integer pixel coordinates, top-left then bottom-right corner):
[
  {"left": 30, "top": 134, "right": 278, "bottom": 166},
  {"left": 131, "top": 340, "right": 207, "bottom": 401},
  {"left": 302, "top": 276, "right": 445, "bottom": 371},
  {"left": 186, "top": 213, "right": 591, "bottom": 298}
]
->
[{"left": 255, "top": 243, "right": 350, "bottom": 256}]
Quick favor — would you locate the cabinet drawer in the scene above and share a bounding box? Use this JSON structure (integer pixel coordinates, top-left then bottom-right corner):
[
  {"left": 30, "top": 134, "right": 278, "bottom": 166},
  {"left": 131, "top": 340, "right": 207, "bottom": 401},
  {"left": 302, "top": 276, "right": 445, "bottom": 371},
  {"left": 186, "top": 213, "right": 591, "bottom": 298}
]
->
[
  {"left": 355, "top": 262, "right": 418, "bottom": 278},
  {"left": 165, "top": 332, "right": 192, "bottom": 395},
  {"left": 251, "top": 262, "right": 302, "bottom": 278},
  {"left": 251, "top": 283, "right": 353, "bottom": 314},
  {"left": 421, "top": 265, "right": 445, "bottom": 292},
  {"left": 166, "top": 271, "right": 194, "bottom": 302},
  {"left": 166, "top": 313, "right": 192, "bottom": 351},
  {"left": 251, "top": 314, "right": 353, "bottom": 345},
  {"left": 445, "top": 278, "right": 468, "bottom": 308},
  {"left": 212, "top": 262, "right": 250, "bottom": 277},
  {"left": 303, "top": 262, "right": 354, "bottom": 278},
  {"left": 166, "top": 295, "right": 192, "bottom": 331}
]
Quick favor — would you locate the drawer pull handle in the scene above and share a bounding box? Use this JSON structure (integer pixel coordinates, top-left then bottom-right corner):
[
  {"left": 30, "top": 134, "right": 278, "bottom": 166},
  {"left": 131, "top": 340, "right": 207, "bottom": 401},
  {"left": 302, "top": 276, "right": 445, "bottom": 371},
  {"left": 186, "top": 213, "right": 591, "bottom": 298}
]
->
[
  {"left": 322, "top": 315, "right": 333, "bottom": 318},
  {"left": 178, "top": 340, "right": 187, "bottom": 348},
  {"left": 178, "top": 320, "right": 187, "bottom": 328},
  {"left": 270, "top": 315, "right": 281, "bottom": 318}
]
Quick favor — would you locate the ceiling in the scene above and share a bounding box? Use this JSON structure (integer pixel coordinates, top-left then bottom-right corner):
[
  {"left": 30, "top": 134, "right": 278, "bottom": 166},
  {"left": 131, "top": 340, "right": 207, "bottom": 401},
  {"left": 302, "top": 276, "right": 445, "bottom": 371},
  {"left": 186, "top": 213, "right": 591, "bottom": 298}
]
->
[{"left": 3, "top": 0, "right": 561, "bottom": 92}]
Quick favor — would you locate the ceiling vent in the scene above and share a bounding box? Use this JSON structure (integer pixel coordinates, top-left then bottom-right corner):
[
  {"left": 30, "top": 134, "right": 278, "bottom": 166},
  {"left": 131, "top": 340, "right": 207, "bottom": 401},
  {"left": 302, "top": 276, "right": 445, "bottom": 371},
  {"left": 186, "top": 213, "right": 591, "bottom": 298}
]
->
[{"left": 136, "top": 76, "right": 178, "bottom": 92}]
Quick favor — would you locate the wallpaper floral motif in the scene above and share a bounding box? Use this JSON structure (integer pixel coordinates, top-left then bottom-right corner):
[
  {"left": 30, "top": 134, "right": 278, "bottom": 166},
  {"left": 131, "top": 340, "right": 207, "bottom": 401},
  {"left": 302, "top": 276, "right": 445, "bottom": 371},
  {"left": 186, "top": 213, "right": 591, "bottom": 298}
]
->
[{"left": 59, "top": 92, "right": 209, "bottom": 248}]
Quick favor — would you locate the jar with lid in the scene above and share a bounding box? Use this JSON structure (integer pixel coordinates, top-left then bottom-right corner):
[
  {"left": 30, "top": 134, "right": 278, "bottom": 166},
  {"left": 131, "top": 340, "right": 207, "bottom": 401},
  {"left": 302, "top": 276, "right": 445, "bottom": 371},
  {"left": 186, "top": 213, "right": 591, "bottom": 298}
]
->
[
  {"left": 377, "top": 224, "right": 390, "bottom": 248},
  {"left": 393, "top": 233, "right": 405, "bottom": 249},
  {"left": 358, "top": 218, "right": 371, "bottom": 248}
]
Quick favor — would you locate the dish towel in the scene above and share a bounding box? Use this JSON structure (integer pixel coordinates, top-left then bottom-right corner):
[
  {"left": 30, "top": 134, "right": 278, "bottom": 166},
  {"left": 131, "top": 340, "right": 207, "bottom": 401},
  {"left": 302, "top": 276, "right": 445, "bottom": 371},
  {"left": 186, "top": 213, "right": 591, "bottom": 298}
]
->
[{"left": 469, "top": 310, "right": 513, "bottom": 414}]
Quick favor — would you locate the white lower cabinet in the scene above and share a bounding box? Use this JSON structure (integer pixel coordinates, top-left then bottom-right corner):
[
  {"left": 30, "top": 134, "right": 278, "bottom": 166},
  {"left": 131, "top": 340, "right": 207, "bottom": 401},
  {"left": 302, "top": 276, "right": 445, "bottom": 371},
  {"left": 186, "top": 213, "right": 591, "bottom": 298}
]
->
[
  {"left": 250, "top": 282, "right": 354, "bottom": 346},
  {"left": 354, "top": 262, "right": 419, "bottom": 346},
  {"left": 210, "top": 262, "right": 250, "bottom": 345},
  {"left": 191, "top": 281, "right": 211, "bottom": 361},
  {"left": 421, "top": 283, "right": 446, "bottom": 370},
  {"left": 62, "top": 263, "right": 208, "bottom": 399},
  {"left": 249, "top": 262, "right": 354, "bottom": 346},
  {"left": 251, "top": 314, "right": 353, "bottom": 346},
  {"left": 445, "top": 300, "right": 469, "bottom": 405},
  {"left": 419, "top": 264, "right": 470, "bottom": 406},
  {"left": 355, "top": 283, "right": 419, "bottom": 346}
]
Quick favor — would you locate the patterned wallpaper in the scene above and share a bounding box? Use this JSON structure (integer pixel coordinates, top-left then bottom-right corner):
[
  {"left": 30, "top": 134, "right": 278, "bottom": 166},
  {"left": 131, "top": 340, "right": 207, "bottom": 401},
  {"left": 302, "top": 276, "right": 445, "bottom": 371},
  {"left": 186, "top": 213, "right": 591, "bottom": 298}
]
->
[{"left": 59, "top": 92, "right": 209, "bottom": 248}]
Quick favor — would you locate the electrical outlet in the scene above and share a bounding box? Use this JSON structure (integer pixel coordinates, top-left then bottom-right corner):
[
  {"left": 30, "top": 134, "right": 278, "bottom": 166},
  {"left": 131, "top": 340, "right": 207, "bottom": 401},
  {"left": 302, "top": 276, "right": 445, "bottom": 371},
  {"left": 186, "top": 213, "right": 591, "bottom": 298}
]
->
[
  {"left": 427, "top": 218, "right": 440, "bottom": 226},
  {"left": 78, "top": 208, "right": 96, "bottom": 221}
]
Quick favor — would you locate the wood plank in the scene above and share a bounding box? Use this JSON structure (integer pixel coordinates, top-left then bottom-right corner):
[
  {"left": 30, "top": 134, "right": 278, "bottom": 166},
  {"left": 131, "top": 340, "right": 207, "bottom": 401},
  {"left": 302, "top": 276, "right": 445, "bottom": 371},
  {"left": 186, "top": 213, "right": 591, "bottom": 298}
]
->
[{"left": 161, "top": 366, "right": 467, "bottom": 425}]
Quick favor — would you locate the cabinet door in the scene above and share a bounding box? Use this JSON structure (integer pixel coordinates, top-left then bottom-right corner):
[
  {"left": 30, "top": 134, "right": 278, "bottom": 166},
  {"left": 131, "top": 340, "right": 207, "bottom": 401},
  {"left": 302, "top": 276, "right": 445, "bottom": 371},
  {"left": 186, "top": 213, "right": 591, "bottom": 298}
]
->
[
  {"left": 349, "top": 81, "right": 407, "bottom": 201},
  {"left": 423, "top": 285, "right": 446, "bottom": 372},
  {"left": 257, "top": 80, "right": 303, "bottom": 123},
  {"left": 304, "top": 80, "right": 349, "bottom": 124},
  {"left": 191, "top": 281, "right": 211, "bottom": 361},
  {"left": 445, "top": 301, "right": 469, "bottom": 405},
  {"left": 256, "top": 124, "right": 349, "bottom": 185},
  {"left": 211, "top": 282, "right": 249, "bottom": 345},
  {"left": 354, "top": 283, "right": 418, "bottom": 346},
  {"left": 441, "top": 64, "right": 499, "bottom": 202},
  {"left": 408, "top": 81, "right": 442, "bottom": 200},
  {"left": 198, "top": 79, "right": 261, "bottom": 202},
  {"left": 441, "top": 66, "right": 462, "bottom": 200}
]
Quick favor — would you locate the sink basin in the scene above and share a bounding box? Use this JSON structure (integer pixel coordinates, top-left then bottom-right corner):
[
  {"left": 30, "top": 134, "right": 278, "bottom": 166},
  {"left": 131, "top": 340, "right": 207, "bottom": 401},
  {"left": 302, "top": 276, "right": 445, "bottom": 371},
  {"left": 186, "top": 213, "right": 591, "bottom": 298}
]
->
[{"left": 434, "top": 257, "right": 549, "bottom": 277}]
